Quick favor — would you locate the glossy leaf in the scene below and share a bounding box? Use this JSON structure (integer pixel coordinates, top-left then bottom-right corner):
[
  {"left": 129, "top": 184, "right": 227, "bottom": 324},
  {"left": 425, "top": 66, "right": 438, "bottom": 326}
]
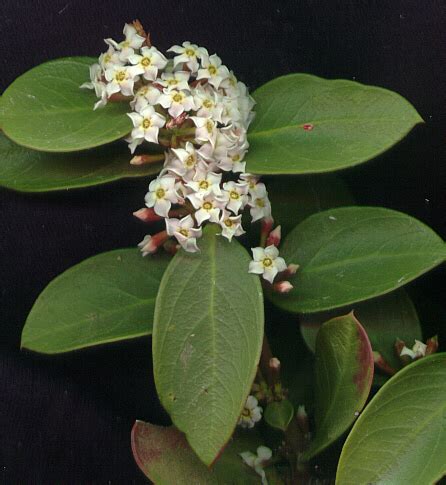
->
[
  {"left": 153, "top": 225, "right": 264, "bottom": 466},
  {"left": 336, "top": 353, "right": 446, "bottom": 485},
  {"left": 302, "top": 313, "right": 374, "bottom": 460},
  {"left": 271, "top": 206, "right": 446, "bottom": 313},
  {"left": 1, "top": 57, "right": 131, "bottom": 152},
  {"left": 131, "top": 421, "right": 266, "bottom": 484},
  {"left": 264, "top": 400, "right": 295, "bottom": 432},
  {"left": 246, "top": 73, "right": 423, "bottom": 174},
  {"left": 300, "top": 290, "right": 422, "bottom": 370},
  {"left": 21, "top": 249, "right": 168, "bottom": 354},
  {"left": 0, "top": 133, "right": 162, "bottom": 192}
]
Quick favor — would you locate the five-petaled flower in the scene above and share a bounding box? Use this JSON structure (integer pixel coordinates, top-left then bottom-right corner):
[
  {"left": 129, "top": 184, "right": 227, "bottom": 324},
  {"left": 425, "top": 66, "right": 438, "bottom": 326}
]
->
[
  {"left": 166, "top": 215, "right": 202, "bottom": 253},
  {"left": 145, "top": 176, "right": 179, "bottom": 218},
  {"left": 127, "top": 105, "right": 166, "bottom": 152},
  {"left": 238, "top": 395, "right": 263, "bottom": 429},
  {"left": 249, "top": 246, "right": 287, "bottom": 284}
]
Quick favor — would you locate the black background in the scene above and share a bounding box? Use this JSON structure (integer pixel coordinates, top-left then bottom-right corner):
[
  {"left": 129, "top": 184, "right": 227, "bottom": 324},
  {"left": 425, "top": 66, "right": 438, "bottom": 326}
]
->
[{"left": 0, "top": 0, "right": 445, "bottom": 483}]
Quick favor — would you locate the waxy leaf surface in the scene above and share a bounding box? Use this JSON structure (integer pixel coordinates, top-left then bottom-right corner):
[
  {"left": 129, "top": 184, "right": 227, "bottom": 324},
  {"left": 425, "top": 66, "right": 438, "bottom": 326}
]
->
[
  {"left": 272, "top": 207, "right": 446, "bottom": 313},
  {"left": 153, "top": 225, "right": 264, "bottom": 465},
  {"left": 300, "top": 290, "right": 422, "bottom": 370},
  {"left": 21, "top": 249, "right": 168, "bottom": 353},
  {"left": 0, "top": 133, "right": 162, "bottom": 192},
  {"left": 264, "top": 400, "right": 295, "bottom": 432},
  {"left": 246, "top": 74, "right": 423, "bottom": 174},
  {"left": 131, "top": 421, "right": 262, "bottom": 484},
  {"left": 336, "top": 353, "right": 446, "bottom": 485},
  {"left": 302, "top": 313, "right": 374, "bottom": 460},
  {"left": 1, "top": 57, "right": 131, "bottom": 152}
]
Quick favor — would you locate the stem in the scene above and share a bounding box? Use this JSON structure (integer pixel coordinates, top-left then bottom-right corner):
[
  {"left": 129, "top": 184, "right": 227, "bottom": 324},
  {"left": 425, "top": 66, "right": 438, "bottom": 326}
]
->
[{"left": 259, "top": 335, "right": 275, "bottom": 388}]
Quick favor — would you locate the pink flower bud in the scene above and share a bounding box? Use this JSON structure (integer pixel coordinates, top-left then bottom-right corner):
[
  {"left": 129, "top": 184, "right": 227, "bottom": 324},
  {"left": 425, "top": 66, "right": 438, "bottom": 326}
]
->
[
  {"left": 266, "top": 225, "right": 281, "bottom": 247},
  {"left": 133, "top": 208, "right": 163, "bottom": 223},
  {"left": 138, "top": 230, "right": 169, "bottom": 256},
  {"left": 260, "top": 217, "right": 274, "bottom": 238},
  {"left": 273, "top": 281, "right": 293, "bottom": 293},
  {"left": 285, "top": 263, "right": 299, "bottom": 276},
  {"left": 269, "top": 357, "right": 281, "bottom": 371}
]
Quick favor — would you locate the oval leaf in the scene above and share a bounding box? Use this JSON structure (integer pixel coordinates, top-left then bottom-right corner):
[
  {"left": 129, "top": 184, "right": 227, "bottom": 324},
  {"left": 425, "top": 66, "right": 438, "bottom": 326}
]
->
[
  {"left": 246, "top": 73, "right": 423, "bottom": 174},
  {"left": 1, "top": 57, "right": 131, "bottom": 152},
  {"left": 153, "top": 225, "right": 264, "bottom": 466},
  {"left": 0, "top": 133, "right": 162, "bottom": 192},
  {"left": 21, "top": 249, "right": 168, "bottom": 354},
  {"left": 336, "top": 354, "right": 446, "bottom": 485},
  {"left": 271, "top": 206, "right": 446, "bottom": 313},
  {"left": 300, "top": 290, "right": 422, "bottom": 370},
  {"left": 264, "top": 400, "right": 295, "bottom": 432},
  {"left": 131, "top": 421, "right": 262, "bottom": 484},
  {"left": 302, "top": 313, "right": 374, "bottom": 461}
]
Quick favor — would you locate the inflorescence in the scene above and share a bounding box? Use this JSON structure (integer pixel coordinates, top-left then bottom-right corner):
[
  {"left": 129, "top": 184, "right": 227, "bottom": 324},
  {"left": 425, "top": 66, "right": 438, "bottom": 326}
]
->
[{"left": 82, "top": 21, "right": 295, "bottom": 289}]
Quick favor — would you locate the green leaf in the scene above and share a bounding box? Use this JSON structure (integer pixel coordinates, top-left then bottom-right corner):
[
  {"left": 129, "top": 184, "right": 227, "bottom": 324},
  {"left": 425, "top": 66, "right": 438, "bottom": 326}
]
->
[
  {"left": 1, "top": 57, "right": 131, "bottom": 152},
  {"left": 131, "top": 421, "right": 263, "bottom": 484},
  {"left": 0, "top": 133, "right": 162, "bottom": 192},
  {"left": 246, "top": 73, "right": 423, "bottom": 175},
  {"left": 336, "top": 354, "right": 446, "bottom": 485},
  {"left": 21, "top": 249, "right": 168, "bottom": 354},
  {"left": 300, "top": 290, "right": 422, "bottom": 370},
  {"left": 153, "top": 225, "right": 264, "bottom": 466},
  {"left": 271, "top": 206, "right": 446, "bottom": 313},
  {"left": 264, "top": 400, "right": 295, "bottom": 432},
  {"left": 267, "top": 174, "right": 354, "bottom": 236},
  {"left": 302, "top": 313, "right": 374, "bottom": 461}
]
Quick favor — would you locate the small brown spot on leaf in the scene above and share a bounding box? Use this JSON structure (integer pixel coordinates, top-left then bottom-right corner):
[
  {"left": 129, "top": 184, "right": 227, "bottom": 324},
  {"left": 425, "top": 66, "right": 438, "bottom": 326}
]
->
[{"left": 303, "top": 123, "right": 314, "bottom": 131}]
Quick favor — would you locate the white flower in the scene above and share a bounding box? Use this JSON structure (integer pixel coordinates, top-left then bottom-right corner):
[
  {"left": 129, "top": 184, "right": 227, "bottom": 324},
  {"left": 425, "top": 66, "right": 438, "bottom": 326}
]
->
[
  {"left": 158, "top": 89, "right": 196, "bottom": 118},
  {"left": 80, "top": 63, "right": 108, "bottom": 110},
  {"left": 249, "top": 245, "right": 287, "bottom": 284},
  {"left": 158, "top": 71, "right": 191, "bottom": 92},
  {"left": 145, "top": 176, "right": 179, "bottom": 217},
  {"left": 248, "top": 183, "right": 272, "bottom": 222},
  {"left": 197, "top": 53, "right": 230, "bottom": 89},
  {"left": 238, "top": 395, "right": 263, "bottom": 429},
  {"left": 130, "top": 84, "right": 162, "bottom": 112},
  {"left": 128, "top": 46, "right": 168, "bottom": 81},
  {"left": 167, "top": 41, "right": 208, "bottom": 73},
  {"left": 189, "top": 193, "right": 226, "bottom": 226},
  {"left": 105, "top": 23, "right": 145, "bottom": 61},
  {"left": 104, "top": 65, "right": 143, "bottom": 97},
  {"left": 221, "top": 181, "right": 248, "bottom": 214},
  {"left": 189, "top": 116, "right": 218, "bottom": 146},
  {"left": 240, "top": 173, "right": 261, "bottom": 193},
  {"left": 217, "top": 146, "right": 247, "bottom": 173},
  {"left": 166, "top": 215, "right": 202, "bottom": 252},
  {"left": 186, "top": 167, "right": 222, "bottom": 200},
  {"left": 219, "top": 210, "right": 245, "bottom": 241},
  {"left": 193, "top": 86, "right": 224, "bottom": 122},
  {"left": 240, "top": 446, "right": 272, "bottom": 485},
  {"left": 127, "top": 105, "right": 166, "bottom": 149},
  {"left": 168, "top": 142, "right": 200, "bottom": 177},
  {"left": 99, "top": 45, "right": 123, "bottom": 70},
  {"left": 400, "top": 340, "right": 427, "bottom": 359}
]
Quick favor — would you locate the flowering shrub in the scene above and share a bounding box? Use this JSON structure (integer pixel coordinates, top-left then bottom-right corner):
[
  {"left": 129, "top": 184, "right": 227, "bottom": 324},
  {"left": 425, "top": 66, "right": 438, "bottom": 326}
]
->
[{"left": 2, "top": 20, "right": 445, "bottom": 484}]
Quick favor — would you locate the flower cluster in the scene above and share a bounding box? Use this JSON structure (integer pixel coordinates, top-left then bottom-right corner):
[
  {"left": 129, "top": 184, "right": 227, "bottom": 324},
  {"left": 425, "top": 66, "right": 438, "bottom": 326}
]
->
[{"left": 83, "top": 21, "right": 293, "bottom": 286}]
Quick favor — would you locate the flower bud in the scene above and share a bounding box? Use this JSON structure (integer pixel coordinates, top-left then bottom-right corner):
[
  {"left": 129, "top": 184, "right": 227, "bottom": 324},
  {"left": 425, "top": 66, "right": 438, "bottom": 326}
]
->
[
  {"left": 133, "top": 208, "right": 163, "bottom": 223},
  {"left": 273, "top": 280, "right": 293, "bottom": 293},
  {"left": 266, "top": 225, "right": 281, "bottom": 247}
]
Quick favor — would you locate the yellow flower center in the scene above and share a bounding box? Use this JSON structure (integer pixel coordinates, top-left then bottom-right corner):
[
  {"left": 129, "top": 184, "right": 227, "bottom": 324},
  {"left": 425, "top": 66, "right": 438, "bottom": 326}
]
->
[
  {"left": 232, "top": 154, "right": 240, "bottom": 162},
  {"left": 230, "top": 191, "right": 239, "bottom": 200},
  {"left": 206, "top": 120, "right": 214, "bottom": 133},
  {"left": 104, "top": 54, "right": 111, "bottom": 63},
  {"left": 141, "top": 57, "right": 151, "bottom": 67},
  {"left": 208, "top": 65, "right": 217, "bottom": 75},
  {"left": 202, "top": 99, "right": 213, "bottom": 108},
  {"left": 199, "top": 180, "right": 209, "bottom": 190},
  {"left": 263, "top": 257, "right": 273, "bottom": 267},
  {"left": 224, "top": 219, "right": 233, "bottom": 227},
  {"left": 203, "top": 201, "right": 213, "bottom": 210},
  {"left": 142, "top": 118, "right": 151, "bottom": 129},
  {"left": 185, "top": 155, "right": 196, "bottom": 167},
  {"left": 172, "top": 93, "right": 183, "bottom": 103},
  {"left": 185, "top": 48, "right": 195, "bottom": 57},
  {"left": 179, "top": 228, "right": 189, "bottom": 237},
  {"left": 241, "top": 408, "right": 251, "bottom": 417},
  {"left": 115, "top": 71, "right": 126, "bottom": 82},
  {"left": 256, "top": 198, "right": 265, "bottom": 208},
  {"left": 167, "top": 79, "right": 178, "bottom": 86},
  {"left": 155, "top": 188, "right": 166, "bottom": 199}
]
